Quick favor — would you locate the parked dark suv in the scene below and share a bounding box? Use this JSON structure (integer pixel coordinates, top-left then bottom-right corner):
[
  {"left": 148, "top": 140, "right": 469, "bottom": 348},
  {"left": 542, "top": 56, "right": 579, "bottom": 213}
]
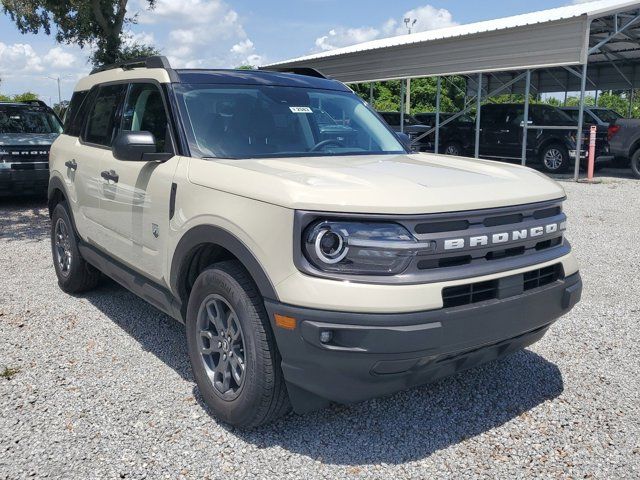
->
[
  {"left": 0, "top": 101, "right": 62, "bottom": 196},
  {"left": 444, "top": 103, "right": 612, "bottom": 173},
  {"left": 412, "top": 112, "right": 476, "bottom": 155},
  {"left": 378, "top": 111, "right": 430, "bottom": 151}
]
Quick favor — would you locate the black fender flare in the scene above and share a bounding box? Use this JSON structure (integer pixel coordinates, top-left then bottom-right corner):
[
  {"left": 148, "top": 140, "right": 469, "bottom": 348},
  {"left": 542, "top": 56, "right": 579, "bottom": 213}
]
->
[
  {"left": 170, "top": 224, "right": 279, "bottom": 304},
  {"left": 47, "top": 175, "right": 67, "bottom": 214}
]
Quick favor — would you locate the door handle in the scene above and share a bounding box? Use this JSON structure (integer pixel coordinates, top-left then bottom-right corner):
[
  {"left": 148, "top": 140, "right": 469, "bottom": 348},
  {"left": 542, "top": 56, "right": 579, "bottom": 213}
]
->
[
  {"left": 101, "top": 169, "right": 119, "bottom": 183},
  {"left": 64, "top": 159, "right": 77, "bottom": 170},
  {"left": 499, "top": 129, "right": 511, "bottom": 133}
]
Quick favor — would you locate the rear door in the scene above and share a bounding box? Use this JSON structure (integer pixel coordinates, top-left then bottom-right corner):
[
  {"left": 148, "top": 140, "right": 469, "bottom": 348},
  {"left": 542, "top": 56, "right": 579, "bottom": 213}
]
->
[
  {"left": 479, "top": 105, "right": 510, "bottom": 158},
  {"left": 98, "top": 82, "right": 180, "bottom": 281}
]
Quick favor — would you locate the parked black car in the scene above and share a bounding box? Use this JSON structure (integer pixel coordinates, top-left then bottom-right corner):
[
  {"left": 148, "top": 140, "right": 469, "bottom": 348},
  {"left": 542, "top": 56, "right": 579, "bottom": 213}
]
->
[
  {"left": 444, "top": 103, "right": 612, "bottom": 173},
  {"left": 377, "top": 111, "right": 431, "bottom": 151},
  {"left": 0, "top": 101, "right": 62, "bottom": 196},
  {"left": 607, "top": 118, "right": 640, "bottom": 178},
  {"left": 412, "top": 112, "right": 476, "bottom": 155}
]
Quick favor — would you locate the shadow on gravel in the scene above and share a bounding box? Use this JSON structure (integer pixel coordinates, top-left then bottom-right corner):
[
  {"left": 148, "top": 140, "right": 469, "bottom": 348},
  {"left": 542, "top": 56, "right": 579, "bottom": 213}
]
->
[
  {"left": 85, "top": 277, "right": 563, "bottom": 465},
  {"left": 232, "top": 349, "right": 563, "bottom": 465},
  {"left": 0, "top": 197, "right": 49, "bottom": 242}
]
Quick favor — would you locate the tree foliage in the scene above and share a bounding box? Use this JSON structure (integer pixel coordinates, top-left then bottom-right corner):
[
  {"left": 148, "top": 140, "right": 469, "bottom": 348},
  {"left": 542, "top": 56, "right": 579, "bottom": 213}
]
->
[
  {"left": 1, "top": 0, "right": 158, "bottom": 67},
  {"left": 352, "top": 78, "right": 640, "bottom": 118},
  {"left": 0, "top": 91, "right": 40, "bottom": 102}
]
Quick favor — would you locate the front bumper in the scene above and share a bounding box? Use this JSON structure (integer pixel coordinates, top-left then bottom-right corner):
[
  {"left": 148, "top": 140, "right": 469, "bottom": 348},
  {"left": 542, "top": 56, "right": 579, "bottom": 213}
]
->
[
  {"left": 0, "top": 162, "right": 49, "bottom": 196},
  {"left": 266, "top": 271, "right": 582, "bottom": 413}
]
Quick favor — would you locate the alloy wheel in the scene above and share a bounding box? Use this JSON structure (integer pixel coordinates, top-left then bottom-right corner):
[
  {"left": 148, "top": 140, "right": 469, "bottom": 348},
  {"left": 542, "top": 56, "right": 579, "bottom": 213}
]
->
[
  {"left": 197, "top": 294, "right": 246, "bottom": 399},
  {"left": 54, "top": 218, "right": 72, "bottom": 277},
  {"left": 543, "top": 148, "right": 564, "bottom": 171}
]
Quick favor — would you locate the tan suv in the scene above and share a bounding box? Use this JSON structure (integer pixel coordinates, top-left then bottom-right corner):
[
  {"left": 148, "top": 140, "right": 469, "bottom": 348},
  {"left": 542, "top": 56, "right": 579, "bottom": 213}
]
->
[{"left": 48, "top": 57, "right": 582, "bottom": 428}]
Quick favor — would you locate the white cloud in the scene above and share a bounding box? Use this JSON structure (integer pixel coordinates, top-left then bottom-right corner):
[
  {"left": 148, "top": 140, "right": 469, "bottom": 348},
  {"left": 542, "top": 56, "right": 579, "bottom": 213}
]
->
[
  {"left": 313, "top": 4, "right": 458, "bottom": 52},
  {"left": 137, "top": 0, "right": 264, "bottom": 67},
  {"left": 122, "top": 30, "right": 155, "bottom": 47},
  {"left": 0, "top": 43, "right": 44, "bottom": 74},
  {"left": 315, "top": 27, "right": 380, "bottom": 51},
  {"left": 395, "top": 5, "right": 457, "bottom": 35}
]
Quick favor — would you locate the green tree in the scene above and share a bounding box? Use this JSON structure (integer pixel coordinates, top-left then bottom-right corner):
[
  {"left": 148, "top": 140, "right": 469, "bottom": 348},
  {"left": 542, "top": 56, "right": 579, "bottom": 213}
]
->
[{"left": 1, "top": 0, "right": 159, "bottom": 67}]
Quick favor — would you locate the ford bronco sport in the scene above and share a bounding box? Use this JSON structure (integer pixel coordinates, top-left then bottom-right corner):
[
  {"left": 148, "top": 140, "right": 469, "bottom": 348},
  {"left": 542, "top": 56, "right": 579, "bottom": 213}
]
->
[
  {"left": 1, "top": 100, "right": 62, "bottom": 196},
  {"left": 48, "top": 57, "right": 582, "bottom": 428}
]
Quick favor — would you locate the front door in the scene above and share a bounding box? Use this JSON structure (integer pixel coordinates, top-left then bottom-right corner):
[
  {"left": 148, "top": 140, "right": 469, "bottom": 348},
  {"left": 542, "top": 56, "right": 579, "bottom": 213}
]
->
[{"left": 98, "top": 82, "right": 180, "bottom": 282}]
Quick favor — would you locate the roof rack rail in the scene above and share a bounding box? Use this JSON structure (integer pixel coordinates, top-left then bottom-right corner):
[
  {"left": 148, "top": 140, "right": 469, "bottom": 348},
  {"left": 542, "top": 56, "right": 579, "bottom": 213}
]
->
[
  {"left": 90, "top": 56, "right": 173, "bottom": 75},
  {"left": 258, "top": 66, "right": 328, "bottom": 79}
]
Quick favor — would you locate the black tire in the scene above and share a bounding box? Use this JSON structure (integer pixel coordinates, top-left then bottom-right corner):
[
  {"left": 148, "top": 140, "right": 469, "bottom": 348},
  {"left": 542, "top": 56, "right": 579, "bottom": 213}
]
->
[
  {"left": 442, "top": 141, "right": 463, "bottom": 156},
  {"left": 51, "top": 202, "right": 101, "bottom": 293},
  {"left": 540, "top": 144, "right": 570, "bottom": 173},
  {"left": 186, "top": 260, "right": 290, "bottom": 428},
  {"left": 631, "top": 149, "right": 640, "bottom": 179}
]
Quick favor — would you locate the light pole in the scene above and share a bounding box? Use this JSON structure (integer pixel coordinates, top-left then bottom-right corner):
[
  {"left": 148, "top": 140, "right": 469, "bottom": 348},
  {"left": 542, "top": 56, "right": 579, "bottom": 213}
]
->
[
  {"left": 404, "top": 18, "right": 417, "bottom": 114},
  {"left": 45, "top": 74, "right": 73, "bottom": 105}
]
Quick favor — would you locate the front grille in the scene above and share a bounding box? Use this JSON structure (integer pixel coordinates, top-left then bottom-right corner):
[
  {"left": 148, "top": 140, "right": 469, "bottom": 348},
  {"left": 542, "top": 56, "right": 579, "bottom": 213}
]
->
[
  {"left": 442, "top": 279, "right": 498, "bottom": 308},
  {"left": 523, "top": 264, "right": 562, "bottom": 291},
  {"left": 442, "top": 264, "right": 564, "bottom": 308}
]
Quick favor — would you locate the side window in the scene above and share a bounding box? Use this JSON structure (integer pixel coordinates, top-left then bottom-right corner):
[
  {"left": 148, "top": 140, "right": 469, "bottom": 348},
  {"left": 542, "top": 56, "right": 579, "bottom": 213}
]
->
[
  {"left": 82, "top": 84, "right": 126, "bottom": 146},
  {"left": 121, "top": 83, "right": 170, "bottom": 152},
  {"left": 481, "top": 106, "right": 506, "bottom": 126},
  {"left": 63, "top": 90, "right": 89, "bottom": 136}
]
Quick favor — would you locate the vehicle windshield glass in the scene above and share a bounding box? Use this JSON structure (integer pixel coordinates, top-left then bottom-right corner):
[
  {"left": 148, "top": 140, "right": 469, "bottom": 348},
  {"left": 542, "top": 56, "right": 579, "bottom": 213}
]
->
[
  {"left": 592, "top": 108, "right": 622, "bottom": 123},
  {"left": 175, "top": 84, "right": 406, "bottom": 159},
  {"left": 0, "top": 105, "right": 62, "bottom": 134}
]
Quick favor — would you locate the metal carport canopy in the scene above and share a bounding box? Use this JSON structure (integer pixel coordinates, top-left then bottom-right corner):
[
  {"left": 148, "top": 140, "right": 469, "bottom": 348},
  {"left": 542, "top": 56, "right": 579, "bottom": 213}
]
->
[{"left": 263, "top": 0, "right": 640, "bottom": 84}]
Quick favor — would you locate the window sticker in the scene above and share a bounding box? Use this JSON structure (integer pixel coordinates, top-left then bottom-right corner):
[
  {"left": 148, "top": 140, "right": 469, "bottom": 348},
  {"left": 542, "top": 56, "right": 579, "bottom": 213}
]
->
[{"left": 289, "top": 106, "right": 312, "bottom": 113}]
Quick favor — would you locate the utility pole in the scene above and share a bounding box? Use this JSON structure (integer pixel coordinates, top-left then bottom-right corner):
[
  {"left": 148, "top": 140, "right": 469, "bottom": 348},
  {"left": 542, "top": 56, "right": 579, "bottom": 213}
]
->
[
  {"left": 404, "top": 18, "right": 417, "bottom": 115},
  {"left": 45, "top": 75, "right": 70, "bottom": 105}
]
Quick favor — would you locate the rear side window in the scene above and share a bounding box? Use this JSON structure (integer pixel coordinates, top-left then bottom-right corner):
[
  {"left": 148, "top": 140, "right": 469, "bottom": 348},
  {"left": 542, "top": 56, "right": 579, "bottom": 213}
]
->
[
  {"left": 121, "top": 83, "right": 169, "bottom": 152},
  {"left": 64, "top": 91, "right": 89, "bottom": 136},
  {"left": 82, "top": 84, "right": 126, "bottom": 146}
]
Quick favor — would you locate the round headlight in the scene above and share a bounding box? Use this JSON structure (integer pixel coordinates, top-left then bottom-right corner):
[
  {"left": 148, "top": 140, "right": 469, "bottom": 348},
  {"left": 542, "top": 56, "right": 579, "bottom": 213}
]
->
[{"left": 314, "top": 228, "right": 349, "bottom": 264}]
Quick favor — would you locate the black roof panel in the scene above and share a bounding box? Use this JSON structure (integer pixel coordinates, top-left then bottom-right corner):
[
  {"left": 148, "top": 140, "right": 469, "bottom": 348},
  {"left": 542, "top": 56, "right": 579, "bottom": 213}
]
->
[{"left": 174, "top": 69, "right": 350, "bottom": 92}]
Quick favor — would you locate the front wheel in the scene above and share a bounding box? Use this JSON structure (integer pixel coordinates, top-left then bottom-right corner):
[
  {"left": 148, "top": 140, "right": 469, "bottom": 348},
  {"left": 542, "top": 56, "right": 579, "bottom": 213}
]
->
[
  {"left": 631, "top": 149, "right": 640, "bottom": 179},
  {"left": 186, "top": 260, "right": 290, "bottom": 428},
  {"left": 540, "top": 144, "right": 570, "bottom": 173}
]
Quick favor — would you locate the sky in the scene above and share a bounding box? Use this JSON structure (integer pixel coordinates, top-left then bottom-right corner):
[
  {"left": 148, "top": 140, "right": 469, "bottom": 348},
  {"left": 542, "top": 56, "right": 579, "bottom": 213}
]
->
[{"left": 0, "top": 0, "right": 588, "bottom": 104}]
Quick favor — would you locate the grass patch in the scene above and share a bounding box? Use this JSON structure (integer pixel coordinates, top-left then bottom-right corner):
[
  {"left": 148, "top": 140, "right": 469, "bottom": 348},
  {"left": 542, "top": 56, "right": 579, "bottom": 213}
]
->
[{"left": 1, "top": 366, "right": 20, "bottom": 380}]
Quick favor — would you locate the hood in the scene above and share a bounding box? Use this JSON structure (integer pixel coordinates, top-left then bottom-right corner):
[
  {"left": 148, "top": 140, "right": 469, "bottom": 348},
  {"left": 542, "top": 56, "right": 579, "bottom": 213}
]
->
[
  {"left": 188, "top": 153, "right": 565, "bottom": 214},
  {"left": 0, "top": 133, "right": 59, "bottom": 146}
]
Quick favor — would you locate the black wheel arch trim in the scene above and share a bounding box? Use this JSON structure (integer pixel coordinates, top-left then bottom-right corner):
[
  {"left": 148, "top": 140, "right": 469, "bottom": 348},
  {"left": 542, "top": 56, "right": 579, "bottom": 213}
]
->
[
  {"left": 47, "top": 176, "right": 80, "bottom": 235},
  {"left": 170, "top": 224, "right": 279, "bottom": 306}
]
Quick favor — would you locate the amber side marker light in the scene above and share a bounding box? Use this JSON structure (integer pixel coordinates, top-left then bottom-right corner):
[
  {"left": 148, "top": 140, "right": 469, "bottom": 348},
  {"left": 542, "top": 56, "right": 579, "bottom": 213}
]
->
[{"left": 274, "top": 314, "right": 297, "bottom": 330}]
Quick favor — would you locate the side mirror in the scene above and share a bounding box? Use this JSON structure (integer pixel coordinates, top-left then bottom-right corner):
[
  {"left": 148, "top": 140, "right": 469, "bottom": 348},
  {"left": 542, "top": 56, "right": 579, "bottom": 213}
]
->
[
  {"left": 396, "top": 131, "right": 412, "bottom": 149},
  {"left": 113, "top": 131, "right": 172, "bottom": 162}
]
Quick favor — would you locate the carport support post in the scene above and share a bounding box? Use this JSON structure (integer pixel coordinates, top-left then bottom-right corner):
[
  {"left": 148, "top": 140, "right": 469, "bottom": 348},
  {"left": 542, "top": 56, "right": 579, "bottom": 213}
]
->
[
  {"left": 400, "top": 79, "right": 406, "bottom": 134},
  {"left": 574, "top": 63, "right": 588, "bottom": 181},
  {"left": 474, "top": 73, "right": 482, "bottom": 159},
  {"left": 435, "top": 76, "right": 442, "bottom": 154},
  {"left": 521, "top": 70, "right": 531, "bottom": 166}
]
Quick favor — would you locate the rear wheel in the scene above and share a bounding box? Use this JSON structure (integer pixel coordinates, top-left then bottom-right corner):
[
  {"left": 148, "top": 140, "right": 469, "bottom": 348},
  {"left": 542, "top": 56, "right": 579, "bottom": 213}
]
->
[
  {"left": 186, "top": 260, "right": 290, "bottom": 428},
  {"left": 50, "top": 202, "right": 100, "bottom": 293},
  {"left": 631, "top": 149, "right": 640, "bottom": 179},
  {"left": 442, "top": 142, "right": 463, "bottom": 156},
  {"left": 540, "top": 144, "right": 570, "bottom": 173}
]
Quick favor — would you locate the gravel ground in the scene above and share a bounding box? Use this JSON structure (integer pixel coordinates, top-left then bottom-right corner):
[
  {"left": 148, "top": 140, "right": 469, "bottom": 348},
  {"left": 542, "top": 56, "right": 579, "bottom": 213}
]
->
[{"left": 1, "top": 169, "right": 639, "bottom": 479}]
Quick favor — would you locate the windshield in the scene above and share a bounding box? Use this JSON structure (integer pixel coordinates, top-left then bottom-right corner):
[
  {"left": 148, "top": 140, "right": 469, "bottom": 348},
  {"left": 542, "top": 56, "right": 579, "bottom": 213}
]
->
[
  {"left": 175, "top": 84, "right": 406, "bottom": 159},
  {"left": 592, "top": 108, "right": 622, "bottom": 124},
  {"left": 0, "top": 105, "right": 62, "bottom": 134}
]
